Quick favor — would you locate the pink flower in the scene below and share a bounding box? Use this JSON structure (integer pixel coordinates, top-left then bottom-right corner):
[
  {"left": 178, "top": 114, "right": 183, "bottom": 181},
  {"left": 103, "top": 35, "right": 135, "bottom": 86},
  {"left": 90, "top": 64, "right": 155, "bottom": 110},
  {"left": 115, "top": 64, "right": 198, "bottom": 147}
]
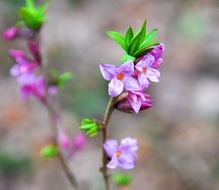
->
[
  {"left": 150, "top": 43, "right": 165, "bottom": 69},
  {"left": 135, "top": 54, "right": 160, "bottom": 86},
  {"left": 18, "top": 74, "right": 46, "bottom": 102},
  {"left": 103, "top": 138, "right": 138, "bottom": 169},
  {"left": 116, "top": 91, "right": 153, "bottom": 113},
  {"left": 100, "top": 61, "right": 139, "bottom": 97},
  {"left": 8, "top": 49, "right": 38, "bottom": 77},
  {"left": 58, "top": 131, "right": 86, "bottom": 157},
  {"left": 3, "top": 27, "right": 19, "bottom": 40}
]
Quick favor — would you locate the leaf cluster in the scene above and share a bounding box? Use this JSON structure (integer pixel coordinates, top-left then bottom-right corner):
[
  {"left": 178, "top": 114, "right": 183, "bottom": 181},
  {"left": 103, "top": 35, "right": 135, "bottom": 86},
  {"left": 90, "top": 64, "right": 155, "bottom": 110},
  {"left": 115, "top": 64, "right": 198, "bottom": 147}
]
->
[
  {"left": 107, "top": 20, "right": 159, "bottom": 61},
  {"left": 18, "top": 0, "right": 49, "bottom": 30},
  {"left": 80, "top": 118, "right": 100, "bottom": 137}
]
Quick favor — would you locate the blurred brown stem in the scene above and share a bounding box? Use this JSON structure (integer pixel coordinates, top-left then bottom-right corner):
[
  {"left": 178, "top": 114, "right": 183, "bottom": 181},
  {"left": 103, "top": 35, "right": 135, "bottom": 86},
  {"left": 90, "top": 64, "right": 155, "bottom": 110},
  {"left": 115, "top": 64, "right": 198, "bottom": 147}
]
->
[
  {"left": 101, "top": 97, "right": 115, "bottom": 190},
  {"left": 45, "top": 101, "right": 79, "bottom": 190},
  {"left": 35, "top": 35, "right": 79, "bottom": 189}
]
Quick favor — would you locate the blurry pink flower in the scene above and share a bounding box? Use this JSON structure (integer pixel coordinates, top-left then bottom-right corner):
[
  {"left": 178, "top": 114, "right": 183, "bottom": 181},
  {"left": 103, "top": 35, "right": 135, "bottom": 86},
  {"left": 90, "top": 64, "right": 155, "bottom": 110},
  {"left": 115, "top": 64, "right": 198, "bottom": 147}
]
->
[
  {"left": 18, "top": 74, "right": 46, "bottom": 102},
  {"left": 3, "top": 27, "right": 19, "bottom": 40}
]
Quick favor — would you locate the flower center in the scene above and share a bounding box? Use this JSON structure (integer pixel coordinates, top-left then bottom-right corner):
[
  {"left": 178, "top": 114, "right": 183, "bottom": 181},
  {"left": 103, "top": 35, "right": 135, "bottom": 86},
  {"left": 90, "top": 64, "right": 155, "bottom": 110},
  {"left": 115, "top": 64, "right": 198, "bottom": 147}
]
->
[
  {"left": 142, "top": 67, "right": 147, "bottom": 74},
  {"left": 116, "top": 151, "right": 121, "bottom": 158},
  {"left": 117, "top": 73, "right": 124, "bottom": 80}
]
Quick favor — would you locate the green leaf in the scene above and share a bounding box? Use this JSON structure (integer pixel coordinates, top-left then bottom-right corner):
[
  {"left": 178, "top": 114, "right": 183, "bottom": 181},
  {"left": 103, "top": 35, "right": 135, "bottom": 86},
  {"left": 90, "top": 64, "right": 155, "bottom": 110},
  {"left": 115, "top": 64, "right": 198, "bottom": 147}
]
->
[
  {"left": 121, "top": 54, "right": 135, "bottom": 63},
  {"left": 128, "top": 20, "right": 147, "bottom": 56},
  {"left": 125, "top": 27, "right": 134, "bottom": 46},
  {"left": 112, "top": 173, "right": 132, "bottom": 186},
  {"left": 18, "top": 0, "right": 49, "bottom": 30},
  {"left": 107, "top": 31, "right": 128, "bottom": 52},
  {"left": 141, "top": 29, "right": 158, "bottom": 49},
  {"left": 80, "top": 118, "right": 100, "bottom": 137},
  {"left": 57, "top": 72, "right": 73, "bottom": 87},
  {"left": 40, "top": 145, "right": 58, "bottom": 159},
  {"left": 86, "top": 126, "right": 99, "bottom": 137},
  {"left": 26, "top": 0, "right": 34, "bottom": 9},
  {"left": 134, "top": 29, "right": 158, "bottom": 57}
]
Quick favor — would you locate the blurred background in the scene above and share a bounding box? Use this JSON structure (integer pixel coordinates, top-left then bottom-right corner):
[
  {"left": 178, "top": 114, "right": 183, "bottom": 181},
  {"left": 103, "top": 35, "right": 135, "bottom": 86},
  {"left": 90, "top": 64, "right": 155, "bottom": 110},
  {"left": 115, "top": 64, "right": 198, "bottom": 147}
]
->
[{"left": 1, "top": 0, "right": 219, "bottom": 189}]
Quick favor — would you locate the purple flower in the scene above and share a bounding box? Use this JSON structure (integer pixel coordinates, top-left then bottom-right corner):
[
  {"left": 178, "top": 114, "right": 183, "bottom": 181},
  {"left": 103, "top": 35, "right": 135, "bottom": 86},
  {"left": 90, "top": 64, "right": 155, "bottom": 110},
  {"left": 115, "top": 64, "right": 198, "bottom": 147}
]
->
[
  {"left": 116, "top": 91, "right": 153, "bottom": 113},
  {"left": 103, "top": 137, "right": 138, "bottom": 170},
  {"left": 9, "top": 49, "right": 38, "bottom": 77},
  {"left": 3, "top": 27, "right": 19, "bottom": 40},
  {"left": 73, "top": 133, "right": 86, "bottom": 151},
  {"left": 135, "top": 54, "right": 160, "bottom": 86},
  {"left": 58, "top": 131, "right": 86, "bottom": 157},
  {"left": 100, "top": 61, "right": 139, "bottom": 97},
  {"left": 150, "top": 43, "right": 165, "bottom": 69},
  {"left": 18, "top": 74, "right": 46, "bottom": 102},
  {"left": 8, "top": 49, "right": 26, "bottom": 60}
]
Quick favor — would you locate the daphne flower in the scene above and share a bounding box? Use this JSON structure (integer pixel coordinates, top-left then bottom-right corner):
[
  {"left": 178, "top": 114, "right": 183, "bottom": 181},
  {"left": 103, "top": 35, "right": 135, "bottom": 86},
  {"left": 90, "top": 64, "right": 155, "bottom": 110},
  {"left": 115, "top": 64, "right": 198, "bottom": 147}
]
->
[
  {"left": 18, "top": 74, "right": 46, "bottom": 102},
  {"left": 58, "top": 131, "right": 86, "bottom": 157},
  {"left": 100, "top": 61, "right": 139, "bottom": 97},
  {"left": 8, "top": 49, "right": 38, "bottom": 77},
  {"left": 135, "top": 54, "right": 160, "bottom": 86},
  {"left": 3, "top": 27, "right": 19, "bottom": 40},
  {"left": 116, "top": 91, "right": 153, "bottom": 113},
  {"left": 150, "top": 43, "right": 165, "bottom": 69},
  {"left": 103, "top": 137, "right": 138, "bottom": 169}
]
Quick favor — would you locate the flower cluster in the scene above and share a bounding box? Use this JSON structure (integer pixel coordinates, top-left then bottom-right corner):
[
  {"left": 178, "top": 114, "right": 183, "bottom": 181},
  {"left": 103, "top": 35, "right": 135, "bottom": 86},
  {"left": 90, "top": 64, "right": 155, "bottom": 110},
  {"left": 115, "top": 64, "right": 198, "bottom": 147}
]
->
[
  {"left": 100, "top": 44, "right": 164, "bottom": 113},
  {"left": 7, "top": 47, "right": 51, "bottom": 102}
]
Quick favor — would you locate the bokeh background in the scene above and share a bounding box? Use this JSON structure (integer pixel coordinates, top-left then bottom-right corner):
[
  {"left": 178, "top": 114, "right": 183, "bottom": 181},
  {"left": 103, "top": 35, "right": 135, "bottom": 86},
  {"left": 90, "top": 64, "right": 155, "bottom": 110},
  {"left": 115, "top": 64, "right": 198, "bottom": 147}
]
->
[{"left": 1, "top": 0, "right": 219, "bottom": 189}]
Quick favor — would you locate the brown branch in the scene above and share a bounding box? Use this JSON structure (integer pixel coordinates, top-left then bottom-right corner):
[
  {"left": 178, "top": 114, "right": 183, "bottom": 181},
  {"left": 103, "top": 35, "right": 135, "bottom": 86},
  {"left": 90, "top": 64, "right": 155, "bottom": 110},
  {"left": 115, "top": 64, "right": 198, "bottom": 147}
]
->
[
  {"left": 45, "top": 102, "right": 79, "bottom": 190},
  {"left": 100, "top": 97, "right": 115, "bottom": 190}
]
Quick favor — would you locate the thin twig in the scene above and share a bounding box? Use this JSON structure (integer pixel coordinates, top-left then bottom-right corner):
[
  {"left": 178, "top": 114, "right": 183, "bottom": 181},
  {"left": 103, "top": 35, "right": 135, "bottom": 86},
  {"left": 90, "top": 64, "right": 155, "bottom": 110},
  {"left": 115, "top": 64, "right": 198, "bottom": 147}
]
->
[
  {"left": 45, "top": 102, "right": 79, "bottom": 190},
  {"left": 101, "top": 97, "right": 115, "bottom": 190},
  {"left": 34, "top": 33, "right": 79, "bottom": 189}
]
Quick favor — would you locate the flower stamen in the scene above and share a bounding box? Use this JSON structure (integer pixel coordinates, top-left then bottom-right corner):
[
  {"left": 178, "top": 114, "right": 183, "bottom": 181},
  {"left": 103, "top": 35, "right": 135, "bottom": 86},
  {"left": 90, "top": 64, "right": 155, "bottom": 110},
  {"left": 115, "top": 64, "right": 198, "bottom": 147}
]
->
[
  {"left": 142, "top": 67, "right": 147, "bottom": 74},
  {"left": 116, "top": 151, "right": 121, "bottom": 158},
  {"left": 117, "top": 73, "right": 124, "bottom": 80}
]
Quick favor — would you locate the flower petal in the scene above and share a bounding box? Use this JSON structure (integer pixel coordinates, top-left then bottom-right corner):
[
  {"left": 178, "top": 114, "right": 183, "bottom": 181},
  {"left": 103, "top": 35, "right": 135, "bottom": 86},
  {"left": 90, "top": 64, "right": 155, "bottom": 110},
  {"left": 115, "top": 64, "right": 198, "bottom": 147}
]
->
[
  {"left": 100, "top": 64, "right": 117, "bottom": 81},
  {"left": 117, "top": 61, "right": 134, "bottom": 75},
  {"left": 147, "top": 68, "right": 160, "bottom": 82},
  {"left": 135, "top": 54, "right": 154, "bottom": 71},
  {"left": 107, "top": 155, "right": 118, "bottom": 169},
  {"left": 120, "top": 138, "right": 138, "bottom": 153},
  {"left": 108, "top": 78, "right": 124, "bottom": 97},
  {"left": 118, "top": 153, "right": 135, "bottom": 169},
  {"left": 103, "top": 140, "right": 118, "bottom": 158},
  {"left": 152, "top": 58, "right": 163, "bottom": 69},
  {"left": 123, "top": 76, "right": 140, "bottom": 92},
  {"left": 128, "top": 95, "right": 141, "bottom": 113},
  {"left": 137, "top": 73, "right": 150, "bottom": 89}
]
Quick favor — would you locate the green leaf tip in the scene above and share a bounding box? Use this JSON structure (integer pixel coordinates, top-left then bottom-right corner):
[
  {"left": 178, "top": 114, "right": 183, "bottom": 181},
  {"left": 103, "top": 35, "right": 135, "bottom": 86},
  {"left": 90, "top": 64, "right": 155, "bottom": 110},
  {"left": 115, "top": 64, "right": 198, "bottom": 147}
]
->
[
  {"left": 107, "top": 20, "right": 159, "bottom": 59},
  {"left": 79, "top": 118, "right": 100, "bottom": 137},
  {"left": 18, "top": 0, "right": 49, "bottom": 30},
  {"left": 106, "top": 31, "right": 128, "bottom": 52},
  {"left": 112, "top": 173, "right": 132, "bottom": 186}
]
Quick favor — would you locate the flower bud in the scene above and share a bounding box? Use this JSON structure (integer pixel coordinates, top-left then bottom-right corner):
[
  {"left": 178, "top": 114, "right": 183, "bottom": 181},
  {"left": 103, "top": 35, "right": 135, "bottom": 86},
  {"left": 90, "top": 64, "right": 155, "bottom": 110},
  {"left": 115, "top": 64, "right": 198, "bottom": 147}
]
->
[
  {"left": 73, "top": 133, "right": 86, "bottom": 151},
  {"left": 116, "top": 92, "right": 153, "bottom": 113},
  {"left": 3, "top": 27, "right": 19, "bottom": 40}
]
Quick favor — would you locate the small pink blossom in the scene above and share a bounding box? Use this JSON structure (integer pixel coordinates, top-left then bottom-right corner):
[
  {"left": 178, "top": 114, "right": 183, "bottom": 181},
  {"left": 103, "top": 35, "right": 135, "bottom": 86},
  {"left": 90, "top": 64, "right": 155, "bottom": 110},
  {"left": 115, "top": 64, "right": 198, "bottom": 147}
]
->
[
  {"left": 100, "top": 61, "right": 139, "bottom": 97},
  {"left": 3, "top": 27, "right": 19, "bottom": 40},
  {"left": 103, "top": 138, "right": 138, "bottom": 170},
  {"left": 18, "top": 74, "right": 46, "bottom": 102}
]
